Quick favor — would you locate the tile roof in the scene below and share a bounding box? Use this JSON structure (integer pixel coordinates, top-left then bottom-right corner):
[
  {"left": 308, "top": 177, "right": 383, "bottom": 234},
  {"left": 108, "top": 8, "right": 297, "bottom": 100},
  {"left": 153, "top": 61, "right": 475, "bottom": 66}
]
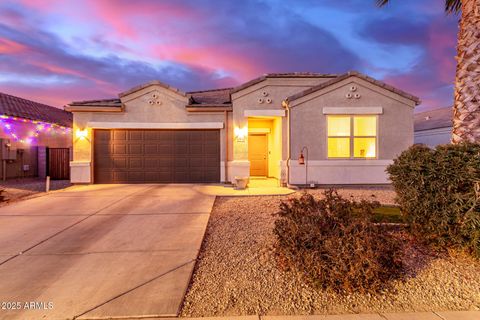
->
[
  {"left": 119, "top": 80, "right": 186, "bottom": 98},
  {"left": 68, "top": 98, "right": 122, "bottom": 107},
  {"left": 414, "top": 106, "right": 452, "bottom": 131},
  {"left": 0, "top": 92, "right": 72, "bottom": 127},
  {"left": 231, "top": 72, "right": 337, "bottom": 94},
  {"left": 187, "top": 88, "right": 232, "bottom": 105},
  {"left": 286, "top": 71, "right": 421, "bottom": 105}
]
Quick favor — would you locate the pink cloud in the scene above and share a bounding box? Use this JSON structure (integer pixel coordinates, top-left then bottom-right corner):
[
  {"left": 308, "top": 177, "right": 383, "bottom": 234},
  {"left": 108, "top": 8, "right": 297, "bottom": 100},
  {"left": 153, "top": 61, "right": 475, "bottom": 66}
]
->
[
  {"left": 1, "top": 82, "right": 120, "bottom": 108},
  {"left": 0, "top": 38, "right": 27, "bottom": 54},
  {"left": 85, "top": 0, "right": 200, "bottom": 40},
  {"left": 153, "top": 44, "right": 260, "bottom": 81}
]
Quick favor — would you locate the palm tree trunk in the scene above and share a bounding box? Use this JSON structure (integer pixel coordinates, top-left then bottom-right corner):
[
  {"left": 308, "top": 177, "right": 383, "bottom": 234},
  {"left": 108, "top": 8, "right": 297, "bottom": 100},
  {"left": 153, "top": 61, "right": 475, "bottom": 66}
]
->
[{"left": 452, "top": 0, "right": 480, "bottom": 143}]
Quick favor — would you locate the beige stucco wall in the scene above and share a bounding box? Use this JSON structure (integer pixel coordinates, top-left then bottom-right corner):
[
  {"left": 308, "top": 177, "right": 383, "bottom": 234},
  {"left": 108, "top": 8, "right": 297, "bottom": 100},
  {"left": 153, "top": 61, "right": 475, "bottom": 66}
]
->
[
  {"left": 229, "top": 77, "right": 332, "bottom": 181},
  {"left": 71, "top": 85, "right": 227, "bottom": 183},
  {"left": 288, "top": 76, "right": 415, "bottom": 184}
]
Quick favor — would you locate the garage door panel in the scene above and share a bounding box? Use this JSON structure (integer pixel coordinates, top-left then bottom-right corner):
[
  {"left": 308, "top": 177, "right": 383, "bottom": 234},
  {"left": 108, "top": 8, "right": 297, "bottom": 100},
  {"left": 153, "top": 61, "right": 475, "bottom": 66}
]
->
[
  {"left": 113, "top": 171, "right": 128, "bottom": 181},
  {"left": 157, "top": 131, "right": 174, "bottom": 141},
  {"left": 204, "top": 143, "right": 219, "bottom": 154},
  {"left": 113, "top": 130, "right": 127, "bottom": 140},
  {"left": 129, "top": 158, "right": 144, "bottom": 169},
  {"left": 128, "top": 171, "right": 145, "bottom": 181},
  {"left": 113, "top": 158, "right": 127, "bottom": 169},
  {"left": 189, "top": 144, "right": 204, "bottom": 155},
  {"left": 158, "top": 171, "right": 174, "bottom": 181},
  {"left": 94, "top": 129, "right": 220, "bottom": 183},
  {"left": 128, "top": 144, "right": 143, "bottom": 155},
  {"left": 129, "top": 131, "right": 144, "bottom": 140},
  {"left": 175, "top": 131, "right": 189, "bottom": 141},
  {"left": 113, "top": 144, "right": 127, "bottom": 155},
  {"left": 204, "top": 130, "right": 219, "bottom": 139},
  {"left": 95, "top": 130, "right": 111, "bottom": 141},
  {"left": 96, "top": 157, "right": 112, "bottom": 168},
  {"left": 157, "top": 145, "right": 173, "bottom": 153},
  {"left": 189, "top": 157, "right": 205, "bottom": 167},
  {"left": 157, "top": 157, "right": 174, "bottom": 167},
  {"left": 144, "top": 144, "right": 158, "bottom": 154}
]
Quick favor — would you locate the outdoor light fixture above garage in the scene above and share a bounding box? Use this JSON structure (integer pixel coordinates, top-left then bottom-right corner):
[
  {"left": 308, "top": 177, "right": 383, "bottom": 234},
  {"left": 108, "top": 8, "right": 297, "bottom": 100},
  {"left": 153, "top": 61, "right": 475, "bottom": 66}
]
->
[{"left": 76, "top": 128, "right": 88, "bottom": 140}]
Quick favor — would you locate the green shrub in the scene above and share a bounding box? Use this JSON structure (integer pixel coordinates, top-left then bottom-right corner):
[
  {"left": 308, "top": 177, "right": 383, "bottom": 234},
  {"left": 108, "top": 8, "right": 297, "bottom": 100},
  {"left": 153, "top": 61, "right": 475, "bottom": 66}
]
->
[
  {"left": 387, "top": 143, "right": 480, "bottom": 257},
  {"left": 273, "top": 190, "right": 404, "bottom": 293}
]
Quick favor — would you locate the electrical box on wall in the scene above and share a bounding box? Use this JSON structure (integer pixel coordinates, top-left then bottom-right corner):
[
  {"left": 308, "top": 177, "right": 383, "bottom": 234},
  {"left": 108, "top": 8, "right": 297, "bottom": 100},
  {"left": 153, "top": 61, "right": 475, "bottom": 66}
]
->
[{"left": 0, "top": 138, "right": 17, "bottom": 161}]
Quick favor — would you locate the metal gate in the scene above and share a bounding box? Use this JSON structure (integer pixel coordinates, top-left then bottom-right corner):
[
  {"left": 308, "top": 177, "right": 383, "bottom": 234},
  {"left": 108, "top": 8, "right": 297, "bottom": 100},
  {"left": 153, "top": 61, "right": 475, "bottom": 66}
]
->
[{"left": 48, "top": 148, "right": 70, "bottom": 180}]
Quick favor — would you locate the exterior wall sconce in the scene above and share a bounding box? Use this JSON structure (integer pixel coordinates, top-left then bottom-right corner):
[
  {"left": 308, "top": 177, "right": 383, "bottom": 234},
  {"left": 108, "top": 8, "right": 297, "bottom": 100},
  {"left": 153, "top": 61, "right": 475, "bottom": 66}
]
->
[
  {"left": 76, "top": 128, "right": 88, "bottom": 140},
  {"left": 298, "top": 146, "right": 310, "bottom": 187},
  {"left": 234, "top": 126, "right": 248, "bottom": 142}
]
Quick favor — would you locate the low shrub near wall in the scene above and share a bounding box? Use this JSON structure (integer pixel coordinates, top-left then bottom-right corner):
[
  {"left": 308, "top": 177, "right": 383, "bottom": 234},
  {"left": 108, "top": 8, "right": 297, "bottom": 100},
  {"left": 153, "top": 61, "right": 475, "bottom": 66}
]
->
[
  {"left": 387, "top": 143, "right": 480, "bottom": 257},
  {"left": 273, "top": 190, "right": 404, "bottom": 293}
]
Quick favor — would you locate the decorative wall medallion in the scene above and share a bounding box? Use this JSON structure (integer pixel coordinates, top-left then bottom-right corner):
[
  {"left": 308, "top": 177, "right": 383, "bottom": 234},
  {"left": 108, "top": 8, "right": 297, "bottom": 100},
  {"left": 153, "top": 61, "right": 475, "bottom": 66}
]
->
[
  {"left": 346, "top": 85, "right": 361, "bottom": 99},
  {"left": 146, "top": 90, "right": 162, "bottom": 105},
  {"left": 258, "top": 91, "right": 271, "bottom": 104}
]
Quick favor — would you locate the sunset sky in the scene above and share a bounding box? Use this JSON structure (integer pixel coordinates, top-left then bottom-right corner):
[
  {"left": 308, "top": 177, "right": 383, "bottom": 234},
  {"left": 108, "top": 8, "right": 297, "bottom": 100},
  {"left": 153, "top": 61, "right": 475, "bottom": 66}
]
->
[{"left": 0, "top": 0, "right": 458, "bottom": 111}]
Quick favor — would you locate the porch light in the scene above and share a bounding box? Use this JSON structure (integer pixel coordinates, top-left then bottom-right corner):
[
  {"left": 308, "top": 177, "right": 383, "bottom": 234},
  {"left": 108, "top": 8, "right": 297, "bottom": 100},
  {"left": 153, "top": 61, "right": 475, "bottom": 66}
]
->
[
  {"left": 298, "top": 152, "right": 305, "bottom": 165},
  {"left": 76, "top": 128, "right": 88, "bottom": 140},
  {"left": 298, "top": 146, "right": 310, "bottom": 187},
  {"left": 234, "top": 126, "right": 248, "bottom": 142}
]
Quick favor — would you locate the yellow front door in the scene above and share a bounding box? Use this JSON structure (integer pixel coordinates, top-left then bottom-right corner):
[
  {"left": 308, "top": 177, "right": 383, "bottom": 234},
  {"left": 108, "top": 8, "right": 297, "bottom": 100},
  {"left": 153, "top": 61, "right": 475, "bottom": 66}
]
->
[{"left": 248, "top": 134, "right": 268, "bottom": 176}]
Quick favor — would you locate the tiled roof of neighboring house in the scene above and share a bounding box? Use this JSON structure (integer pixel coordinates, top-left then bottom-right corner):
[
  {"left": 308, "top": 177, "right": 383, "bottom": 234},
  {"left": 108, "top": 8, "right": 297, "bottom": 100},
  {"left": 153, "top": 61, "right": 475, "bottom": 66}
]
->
[
  {"left": 0, "top": 92, "right": 72, "bottom": 127},
  {"left": 286, "top": 71, "right": 421, "bottom": 105},
  {"left": 414, "top": 107, "right": 452, "bottom": 131},
  {"left": 68, "top": 98, "right": 123, "bottom": 107},
  {"left": 231, "top": 72, "right": 337, "bottom": 94},
  {"left": 187, "top": 88, "right": 233, "bottom": 105}
]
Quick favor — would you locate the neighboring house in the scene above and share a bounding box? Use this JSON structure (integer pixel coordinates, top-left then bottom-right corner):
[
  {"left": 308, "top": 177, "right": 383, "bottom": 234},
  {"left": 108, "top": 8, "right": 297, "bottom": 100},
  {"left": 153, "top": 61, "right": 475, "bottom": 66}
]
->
[
  {"left": 0, "top": 92, "right": 73, "bottom": 180},
  {"left": 414, "top": 107, "right": 452, "bottom": 147},
  {"left": 65, "top": 71, "right": 420, "bottom": 185}
]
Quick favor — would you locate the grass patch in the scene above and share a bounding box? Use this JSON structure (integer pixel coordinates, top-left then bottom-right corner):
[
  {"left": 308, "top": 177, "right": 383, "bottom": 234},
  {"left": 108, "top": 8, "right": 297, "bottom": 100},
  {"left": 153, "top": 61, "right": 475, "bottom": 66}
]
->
[{"left": 371, "top": 206, "right": 403, "bottom": 223}]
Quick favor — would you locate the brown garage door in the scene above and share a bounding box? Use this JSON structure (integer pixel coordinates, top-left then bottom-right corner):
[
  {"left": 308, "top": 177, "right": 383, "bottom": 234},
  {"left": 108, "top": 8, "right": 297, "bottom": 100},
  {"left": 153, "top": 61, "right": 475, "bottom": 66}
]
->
[{"left": 94, "top": 129, "right": 220, "bottom": 183}]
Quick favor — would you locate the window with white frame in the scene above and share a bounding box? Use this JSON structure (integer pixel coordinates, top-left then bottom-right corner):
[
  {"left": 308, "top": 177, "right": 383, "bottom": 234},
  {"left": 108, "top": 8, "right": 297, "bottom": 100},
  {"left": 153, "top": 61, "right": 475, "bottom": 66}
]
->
[{"left": 327, "top": 115, "right": 377, "bottom": 158}]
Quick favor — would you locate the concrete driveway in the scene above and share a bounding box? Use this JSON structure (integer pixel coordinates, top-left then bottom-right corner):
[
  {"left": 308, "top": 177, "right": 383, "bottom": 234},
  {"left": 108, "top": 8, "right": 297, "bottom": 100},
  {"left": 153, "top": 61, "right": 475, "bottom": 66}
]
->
[{"left": 0, "top": 184, "right": 215, "bottom": 320}]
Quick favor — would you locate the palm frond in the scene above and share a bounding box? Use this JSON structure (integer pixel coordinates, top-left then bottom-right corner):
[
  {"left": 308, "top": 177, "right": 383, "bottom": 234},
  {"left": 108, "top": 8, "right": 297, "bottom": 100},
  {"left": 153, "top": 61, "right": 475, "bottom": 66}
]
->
[
  {"left": 445, "top": 0, "right": 461, "bottom": 14},
  {"left": 376, "top": 0, "right": 389, "bottom": 7},
  {"left": 377, "top": 0, "right": 461, "bottom": 14}
]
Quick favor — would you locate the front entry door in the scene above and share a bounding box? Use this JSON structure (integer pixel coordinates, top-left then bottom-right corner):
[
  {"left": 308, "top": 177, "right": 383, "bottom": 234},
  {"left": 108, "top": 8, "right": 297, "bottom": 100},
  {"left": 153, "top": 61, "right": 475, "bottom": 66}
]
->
[{"left": 248, "top": 134, "right": 268, "bottom": 176}]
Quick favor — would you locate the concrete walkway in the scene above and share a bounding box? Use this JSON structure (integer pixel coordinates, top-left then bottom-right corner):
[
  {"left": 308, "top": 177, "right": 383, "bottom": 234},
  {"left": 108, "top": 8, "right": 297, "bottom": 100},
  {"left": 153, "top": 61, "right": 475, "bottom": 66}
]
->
[
  {"left": 0, "top": 184, "right": 215, "bottom": 320},
  {"left": 164, "top": 312, "right": 479, "bottom": 320}
]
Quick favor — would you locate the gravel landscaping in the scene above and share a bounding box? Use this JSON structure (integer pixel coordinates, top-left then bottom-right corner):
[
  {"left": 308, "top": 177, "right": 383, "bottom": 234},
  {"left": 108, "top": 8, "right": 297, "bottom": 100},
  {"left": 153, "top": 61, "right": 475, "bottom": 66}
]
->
[
  {"left": 181, "top": 189, "right": 480, "bottom": 317},
  {"left": 0, "top": 178, "right": 71, "bottom": 204}
]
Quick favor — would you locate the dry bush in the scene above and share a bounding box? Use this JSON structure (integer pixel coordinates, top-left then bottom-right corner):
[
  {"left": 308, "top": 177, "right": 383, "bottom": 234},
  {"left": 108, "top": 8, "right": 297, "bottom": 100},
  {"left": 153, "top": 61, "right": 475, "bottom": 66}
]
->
[{"left": 273, "top": 189, "right": 404, "bottom": 293}]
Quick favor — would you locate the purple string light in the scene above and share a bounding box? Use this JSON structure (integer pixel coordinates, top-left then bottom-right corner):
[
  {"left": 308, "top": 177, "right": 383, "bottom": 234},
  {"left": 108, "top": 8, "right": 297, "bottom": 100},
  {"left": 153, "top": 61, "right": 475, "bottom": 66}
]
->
[{"left": 0, "top": 115, "right": 71, "bottom": 144}]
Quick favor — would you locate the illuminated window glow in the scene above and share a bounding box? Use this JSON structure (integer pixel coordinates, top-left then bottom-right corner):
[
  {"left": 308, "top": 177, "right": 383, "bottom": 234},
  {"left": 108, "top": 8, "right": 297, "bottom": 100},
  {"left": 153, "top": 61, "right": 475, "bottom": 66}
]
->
[{"left": 327, "top": 115, "right": 377, "bottom": 158}]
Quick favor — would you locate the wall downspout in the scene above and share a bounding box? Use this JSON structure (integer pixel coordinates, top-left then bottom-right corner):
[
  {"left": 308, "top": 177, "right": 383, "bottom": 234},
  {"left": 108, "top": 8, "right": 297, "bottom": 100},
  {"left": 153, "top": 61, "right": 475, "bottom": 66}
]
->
[
  {"left": 224, "top": 110, "right": 229, "bottom": 184},
  {"left": 282, "top": 99, "right": 291, "bottom": 186}
]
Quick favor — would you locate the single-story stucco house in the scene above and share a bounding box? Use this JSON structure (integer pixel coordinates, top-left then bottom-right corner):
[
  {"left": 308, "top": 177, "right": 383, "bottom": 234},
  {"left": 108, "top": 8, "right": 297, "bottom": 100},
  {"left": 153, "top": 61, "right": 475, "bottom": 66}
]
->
[
  {"left": 414, "top": 106, "right": 452, "bottom": 147},
  {"left": 65, "top": 71, "right": 420, "bottom": 185},
  {"left": 0, "top": 92, "right": 72, "bottom": 180}
]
